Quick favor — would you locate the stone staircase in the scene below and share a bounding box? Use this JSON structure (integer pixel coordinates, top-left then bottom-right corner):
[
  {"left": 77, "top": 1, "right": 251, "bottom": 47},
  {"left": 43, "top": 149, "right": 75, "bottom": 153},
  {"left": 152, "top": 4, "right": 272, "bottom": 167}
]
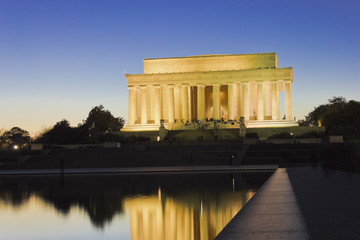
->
[{"left": 246, "top": 120, "right": 298, "bottom": 128}]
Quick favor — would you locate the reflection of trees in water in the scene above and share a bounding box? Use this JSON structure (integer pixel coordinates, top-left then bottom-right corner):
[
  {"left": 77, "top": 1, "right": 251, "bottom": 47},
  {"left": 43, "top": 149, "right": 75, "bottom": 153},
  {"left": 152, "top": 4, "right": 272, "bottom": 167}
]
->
[
  {"left": 0, "top": 176, "right": 125, "bottom": 228},
  {"left": 0, "top": 181, "right": 32, "bottom": 207},
  {"left": 41, "top": 188, "right": 124, "bottom": 228},
  {"left": 0, "top": 172, "right": 272, "bottom": 229}
]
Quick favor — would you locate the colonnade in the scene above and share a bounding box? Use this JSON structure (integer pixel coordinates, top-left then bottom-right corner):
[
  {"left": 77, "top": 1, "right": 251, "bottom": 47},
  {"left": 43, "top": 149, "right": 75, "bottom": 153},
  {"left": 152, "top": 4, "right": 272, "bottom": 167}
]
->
[{"left": 128, "top": 81, "right": 292, "bottom": 125}]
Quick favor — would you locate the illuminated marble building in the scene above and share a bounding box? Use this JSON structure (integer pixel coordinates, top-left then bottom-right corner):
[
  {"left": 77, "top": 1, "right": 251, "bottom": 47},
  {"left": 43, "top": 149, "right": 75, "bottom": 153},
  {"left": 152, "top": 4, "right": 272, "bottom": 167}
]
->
[{"left": 124, "top": 53, "right": 297, "bottom": 131}]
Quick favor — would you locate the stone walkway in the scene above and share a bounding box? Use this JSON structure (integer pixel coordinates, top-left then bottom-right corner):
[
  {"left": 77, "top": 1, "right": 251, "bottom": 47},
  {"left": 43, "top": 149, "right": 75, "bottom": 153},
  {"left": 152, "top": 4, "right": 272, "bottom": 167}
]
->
[
  {"left": 217, "top": 167, "right": 360, "bottom": 239},
  {"left": 0, "top": 165, "right": 277, "bottom": 175},
  {"left": 215, "top": 168, "right": 309, "bottom": 239}
]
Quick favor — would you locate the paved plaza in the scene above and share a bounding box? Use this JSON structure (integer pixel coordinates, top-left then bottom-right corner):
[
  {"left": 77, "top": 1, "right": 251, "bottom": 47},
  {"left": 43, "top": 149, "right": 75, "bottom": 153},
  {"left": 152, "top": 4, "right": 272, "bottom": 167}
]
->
[{"left": 0, "top": 165, "right": 277, "bottom": 175}]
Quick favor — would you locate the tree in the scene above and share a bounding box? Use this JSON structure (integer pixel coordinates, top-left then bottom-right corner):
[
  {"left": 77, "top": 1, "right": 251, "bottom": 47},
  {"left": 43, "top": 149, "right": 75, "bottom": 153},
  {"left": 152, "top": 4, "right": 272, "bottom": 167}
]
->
[
  {"left": 84, "top": 105, "right": 125, "bottom": 141},
  {"left": 33, "top": 126, "right": 52, "bottom": 140},
  {"left": 36, "top": 120, "right": 70, "bottom": 144},
  {"left": 0, "top": 133, "right": 6, "bottom": 151},
  {"left": 37, "top": 119, "right": 87, "bottom": 144},
  {"left": 300, "top": 97, "right": 360, "bottom": 138},
  {"left": 1, "top": 127, "right": 31, "bottom": 149},
  {"left": 35, "top": 105, "right": 125, "bottom": 144}
]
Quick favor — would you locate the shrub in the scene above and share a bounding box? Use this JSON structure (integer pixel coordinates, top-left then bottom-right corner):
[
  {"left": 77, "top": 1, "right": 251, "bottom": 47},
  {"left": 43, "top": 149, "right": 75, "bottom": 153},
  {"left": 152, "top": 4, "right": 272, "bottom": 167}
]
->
[
  {"left": 245, "top": 132, "right": 259, "bottom": 138},
  {"left": 296, "top": 131, "right": 324, "bottom": 139},
  {"left": 268, "top": 132, "right": 293, "bottom": 139}
]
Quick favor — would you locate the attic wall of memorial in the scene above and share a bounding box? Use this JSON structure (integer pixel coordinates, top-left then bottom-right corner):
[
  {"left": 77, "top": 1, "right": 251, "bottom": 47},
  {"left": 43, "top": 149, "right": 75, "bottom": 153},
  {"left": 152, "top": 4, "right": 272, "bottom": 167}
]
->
[{"left": 143, "top": 53, "right": 278, "bottom": 74}]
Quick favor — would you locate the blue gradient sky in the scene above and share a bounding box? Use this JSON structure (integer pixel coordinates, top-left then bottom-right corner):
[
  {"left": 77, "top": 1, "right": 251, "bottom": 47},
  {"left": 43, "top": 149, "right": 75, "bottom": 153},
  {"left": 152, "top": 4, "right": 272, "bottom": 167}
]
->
[{"left": 1, "top": 0, "right": 359, "bottom": 135}]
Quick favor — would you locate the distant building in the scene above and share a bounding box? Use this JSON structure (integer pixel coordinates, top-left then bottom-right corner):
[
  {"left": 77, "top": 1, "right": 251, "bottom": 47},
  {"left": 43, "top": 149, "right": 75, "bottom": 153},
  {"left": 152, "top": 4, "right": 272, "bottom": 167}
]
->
[{"left": 123, "top": 52, "right": 297, "bottom": 132}]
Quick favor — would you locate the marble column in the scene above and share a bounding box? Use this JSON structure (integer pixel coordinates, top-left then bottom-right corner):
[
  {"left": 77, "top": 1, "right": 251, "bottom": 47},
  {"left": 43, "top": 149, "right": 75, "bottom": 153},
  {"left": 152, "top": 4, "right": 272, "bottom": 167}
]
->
[
  {"left": 154, "top": 85, "right": 161, "bottom": 124},
  {"left": 227, "top": 83, "right": 236, "bottom": 120},
  {"left": 213, "top": 84, "right": 220, "bottom": 120},
  {"left": 181, "top": 85, "right": 189, "bottom": 121},
  {"left": 285, "top": 82, "right": 292, "bottom": 120},
  {"left": 236, "top": 83, "right": 242, "bottom": 120},
  {"left": 271, "top": 82, "right": 278, "bottom": 120},
  {"left": 264, "top": 81, "right": 271, "bottom": 119},
  {"left": 277, "top": 85, "right": 281, "bottom": 119},
  {"left": 188, "top": 87, "right": 192, "bottom": 121},
  {"left": 174, "top": 85, "right": 182, "bottom": 121},
  {"left": 140, "top": 86, "right": 148, "bottom": 124},
  {"left": 149, "top": 85, "right": 155, "bottom": 123},
  {"left": 257, "top": 82, "right": 264, "bottom": 120},
  {"left": 168, "top": 85, "right": 175, "bottom": 123},
  {"left": 161, "top": 85, "right": 169, "bottom": 122},
  {"left": 197, "top": 84, "right": 205, "bottom": 121},
  {"left": 128, "top": 86, "right": 137, "bottom": 125},
  {"left": 146, "top": 86, "right": 152, "bottom": 122},
  {"left": 243, "top": 83, "right": 250, "bottom": 120}
]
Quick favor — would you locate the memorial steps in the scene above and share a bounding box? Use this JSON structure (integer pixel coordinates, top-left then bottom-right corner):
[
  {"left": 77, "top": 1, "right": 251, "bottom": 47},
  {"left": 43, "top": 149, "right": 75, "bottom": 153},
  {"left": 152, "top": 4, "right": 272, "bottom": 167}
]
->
[
  {"left": 121, "top": 119, "right": 322, "bottom": 141},
  {"left": 246, "top": 120, "right": 298, "bottom": 128},
  {"left": 121, "top": 123, "right": 160, "bottom": 132},
  {"left": 123, "top": 120, "right": 298, "bottom": 131}
]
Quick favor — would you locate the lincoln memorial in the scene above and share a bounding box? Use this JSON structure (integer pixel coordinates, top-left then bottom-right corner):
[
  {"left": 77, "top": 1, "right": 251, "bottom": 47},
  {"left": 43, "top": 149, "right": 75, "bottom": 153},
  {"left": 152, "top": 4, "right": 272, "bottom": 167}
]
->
[{"left": 123, "top": 52, "right": 297, "bottom": 132}]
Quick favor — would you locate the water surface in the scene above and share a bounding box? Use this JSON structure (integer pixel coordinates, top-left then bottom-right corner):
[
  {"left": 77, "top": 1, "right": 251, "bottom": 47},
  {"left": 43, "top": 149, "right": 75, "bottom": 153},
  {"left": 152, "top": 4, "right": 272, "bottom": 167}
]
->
[{"left": 0, "top": 171, "right": 272, "bottom": 239}]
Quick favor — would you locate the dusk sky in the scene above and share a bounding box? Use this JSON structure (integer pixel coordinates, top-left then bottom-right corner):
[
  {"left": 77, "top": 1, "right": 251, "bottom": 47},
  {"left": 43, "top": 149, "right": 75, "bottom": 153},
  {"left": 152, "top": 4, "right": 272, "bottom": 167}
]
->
[{"left": 1, "top": 0, "right": 359, "bottom": 136}]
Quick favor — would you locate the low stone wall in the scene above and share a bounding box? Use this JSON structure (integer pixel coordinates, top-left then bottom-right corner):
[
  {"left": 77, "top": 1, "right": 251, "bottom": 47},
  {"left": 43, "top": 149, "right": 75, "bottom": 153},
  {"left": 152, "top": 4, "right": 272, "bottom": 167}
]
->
[
  {"left": 266, "top": 139, "right": 295, "bottom": 144},
  {"left": 244, "top": 138, "right": 258, "bottom": 144},
  {"left": 246, "top": 126, "right": 325, "bottom": 139},
  {"left": 118, "top": 126, "right": 325, "bottom": 142},
  {"left": 1, "top": 142, "right": 247, "bottom": 170},
  {"left": 297, "top": 138, "right": 322, "bottom": 144},
  {"left": 118, "top": 131, "right": 159, "bottom": 141}
]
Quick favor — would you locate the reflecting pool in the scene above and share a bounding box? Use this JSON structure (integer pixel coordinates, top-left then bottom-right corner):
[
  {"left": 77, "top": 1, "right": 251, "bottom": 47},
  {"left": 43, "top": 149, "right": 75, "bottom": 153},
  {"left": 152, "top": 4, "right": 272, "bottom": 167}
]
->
[{"left": 0, "top": 171, "right": 272, "bottom": 240}]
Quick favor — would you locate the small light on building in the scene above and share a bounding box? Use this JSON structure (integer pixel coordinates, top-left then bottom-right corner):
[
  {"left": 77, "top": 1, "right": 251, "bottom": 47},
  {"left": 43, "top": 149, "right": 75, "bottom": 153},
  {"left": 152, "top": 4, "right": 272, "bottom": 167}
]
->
[
  {"left": 13, "top": 145, "right": 19, "bottom": 150},
  {"left": 318, "top": 120, "right": 322, "bottom": 127},
  {"left": 290, "top": 132, "right": 293, "bottom": 136},
  {"left": 157, "top": 136, "right": 160, "bottom": 141}
]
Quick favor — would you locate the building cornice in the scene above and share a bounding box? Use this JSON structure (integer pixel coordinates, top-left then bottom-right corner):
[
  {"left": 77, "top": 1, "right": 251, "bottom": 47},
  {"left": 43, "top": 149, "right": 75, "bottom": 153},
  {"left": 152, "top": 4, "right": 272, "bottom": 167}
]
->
[
  {"left": 143, "top": 52, "right": 276, "bottom": 61},
  {"left": 125, "top": 67, "right": 293, "bottom": 87}
]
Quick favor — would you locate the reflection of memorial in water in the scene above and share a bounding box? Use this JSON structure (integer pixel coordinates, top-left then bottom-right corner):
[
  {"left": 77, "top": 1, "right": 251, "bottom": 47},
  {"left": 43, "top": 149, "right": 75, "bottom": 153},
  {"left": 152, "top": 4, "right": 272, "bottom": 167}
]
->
[{"left": 124, "top": 187, "right": 255, "bottom": 240}]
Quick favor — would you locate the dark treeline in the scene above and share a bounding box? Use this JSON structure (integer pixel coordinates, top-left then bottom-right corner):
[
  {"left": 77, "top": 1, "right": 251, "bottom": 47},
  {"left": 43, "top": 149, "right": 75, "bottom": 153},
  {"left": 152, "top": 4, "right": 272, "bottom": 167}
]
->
[
  {"left": 2, "top": 97, "right": 360, "bottom": 150},
  {"left": 36, "top": 105, "right": 125, "bottom": 144},
  {"left": 0, "top": 105, "right": 125, "bottom": 150},
  {"left": 298, "top": 97, "right": 360, "bottom": 140}
]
